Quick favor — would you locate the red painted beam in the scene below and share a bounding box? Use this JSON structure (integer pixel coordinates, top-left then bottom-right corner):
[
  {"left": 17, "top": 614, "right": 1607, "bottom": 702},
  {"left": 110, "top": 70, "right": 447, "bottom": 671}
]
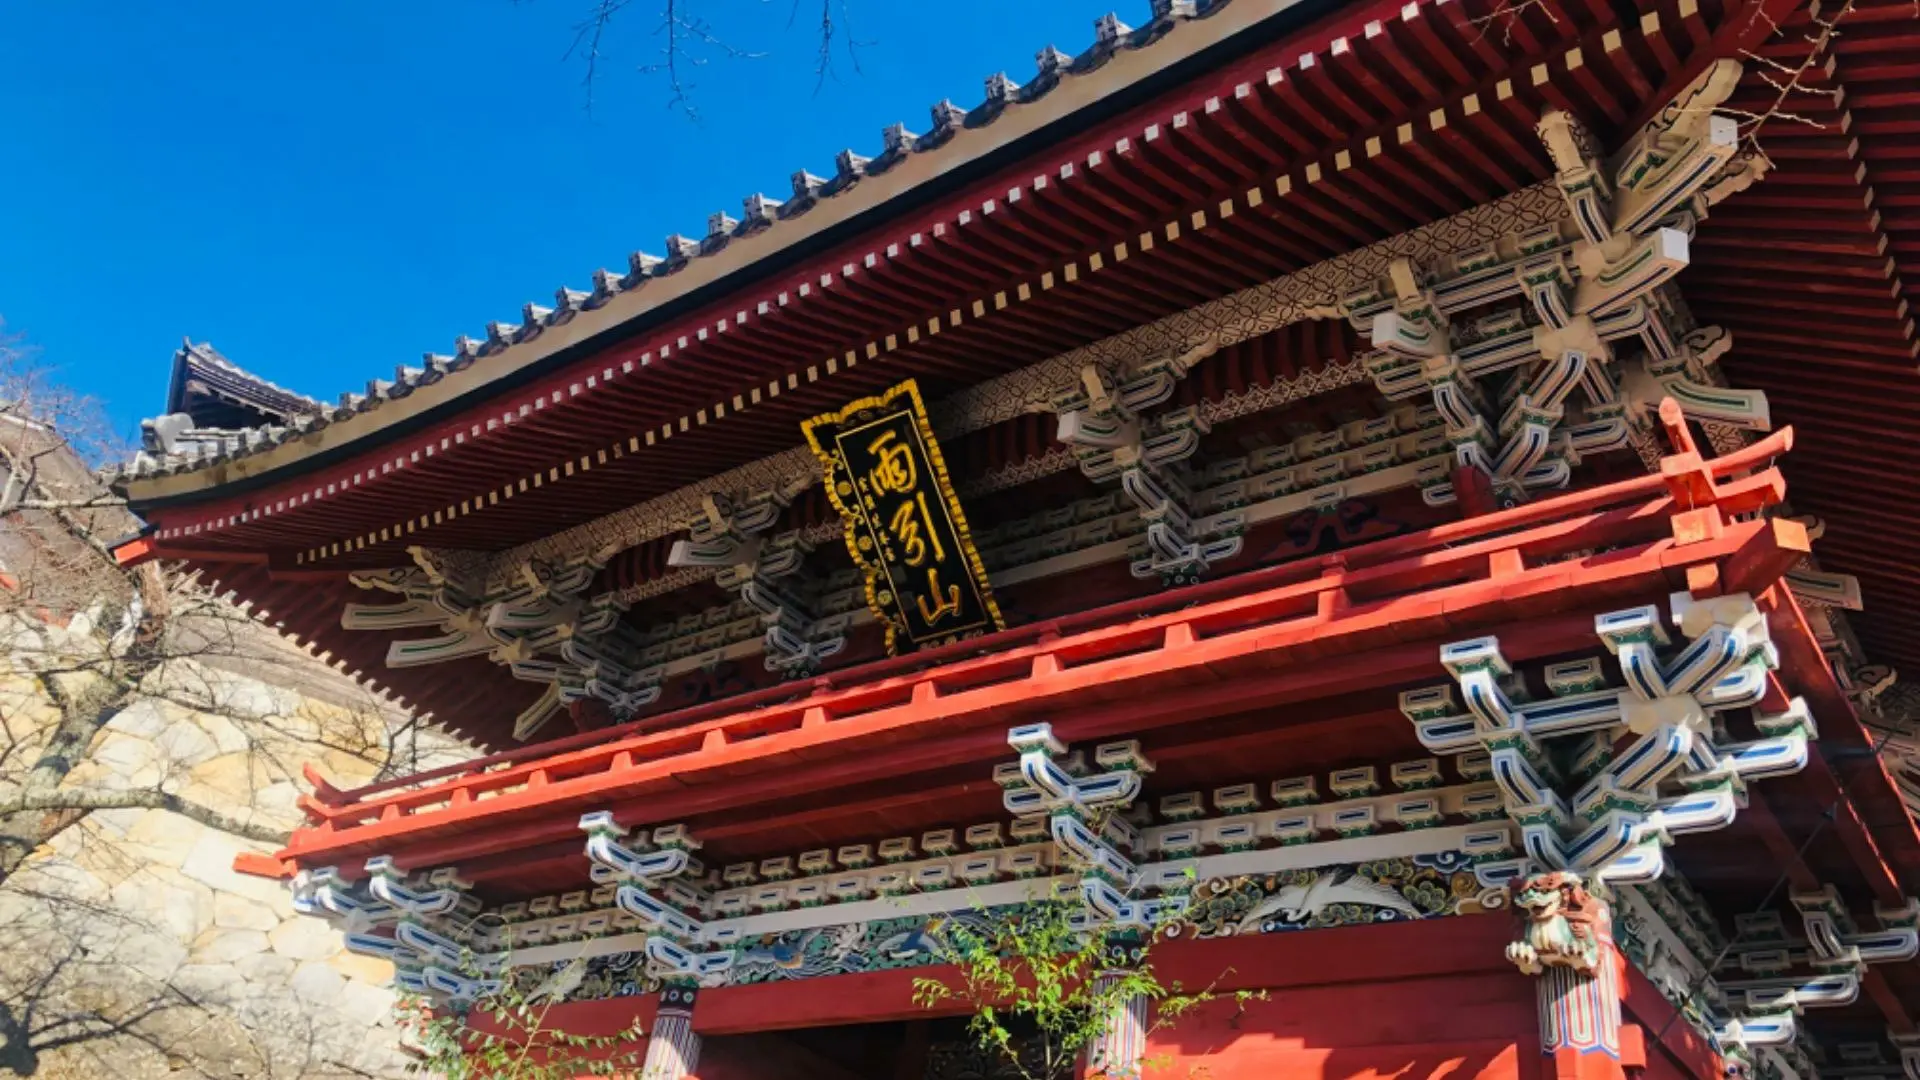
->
[
  {"left": 1621, "top": 964, "right": 1722, "bottom": 1080},
  {"left": 320, "top": 427, "right": 1794, "bottom": 808},
  {"left": 512, "top": 915, "right": 1521, "bottom": 1039},
  {"left": 230, "top": 852, "right": 294, "bottom": 880},
  {"left": 298, "top": 576, "right": 1781, "bottom": 873},
  {"left": 317, "top": 611, "right": 1643, "bottom": 880},
  {"left": 310, "top": 611, "right": 1607, "bottom": 873},
  {"left": 277, "top": 435, "right": 1799, "bottom": 874},
  {"left": 109, "top": 534, "right": 158, "bottom": 568},
  {"left": 461, "top": 708, "right": 1416, "bottom": 881},
  {"left": 1761, "top": 585, "right": 1920, "bottom": 897}
]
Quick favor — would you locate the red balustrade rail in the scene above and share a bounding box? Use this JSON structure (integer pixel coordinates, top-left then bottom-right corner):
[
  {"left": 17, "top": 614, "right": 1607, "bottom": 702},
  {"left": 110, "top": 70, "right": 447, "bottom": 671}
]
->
[
  {"left": 321, "top": 417, "right": 1793, "bottom": 805},
  {"left": 282, "top": 411, "right": 1800, "bottom": 869}
]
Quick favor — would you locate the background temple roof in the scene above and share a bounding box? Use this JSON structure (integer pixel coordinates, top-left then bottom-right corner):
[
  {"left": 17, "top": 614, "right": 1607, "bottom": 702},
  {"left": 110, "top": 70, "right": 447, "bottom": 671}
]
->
[
  {"left": 132, "top": 341, "right": 326, "bottom": 476},
  {"left": 165, "top": 339, "right": 322, "bottom": 430}
]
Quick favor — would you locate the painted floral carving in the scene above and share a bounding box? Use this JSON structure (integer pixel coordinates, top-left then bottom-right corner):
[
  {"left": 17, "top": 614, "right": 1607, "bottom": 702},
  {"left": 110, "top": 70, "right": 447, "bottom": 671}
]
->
[
  {"left": 1167, "top": 857, "right": 1482, "bottom": 939},
  {"left": 727, "top": 911, "right": 998, "bottom": 985},
  {"left": 512, "top": 948, "right": 658, "bottom": 1001}
]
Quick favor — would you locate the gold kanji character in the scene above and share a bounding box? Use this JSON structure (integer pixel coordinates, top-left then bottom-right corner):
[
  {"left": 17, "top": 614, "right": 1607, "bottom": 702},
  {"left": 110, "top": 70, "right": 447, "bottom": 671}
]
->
[
  {"left": 916, "top": 567, "right": 964, "bottom": 626},
  {"left": 888, "top": 492, "right": 947, "bottom": 567},
  {"left": 866, "top": 430, "right": 917, "bottom": 495},
  {"left": 889, "top": 501, "right": 927, "bottom": 565}
]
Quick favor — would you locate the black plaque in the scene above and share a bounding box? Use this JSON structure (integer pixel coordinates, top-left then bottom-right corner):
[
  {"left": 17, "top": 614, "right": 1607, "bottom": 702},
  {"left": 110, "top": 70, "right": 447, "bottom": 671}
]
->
[{"left": 802, "top": 380, "right": 1004, "bottom": 654}]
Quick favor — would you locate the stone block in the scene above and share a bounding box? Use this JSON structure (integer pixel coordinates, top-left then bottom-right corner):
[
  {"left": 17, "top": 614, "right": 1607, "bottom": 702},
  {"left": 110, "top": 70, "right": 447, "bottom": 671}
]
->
[
  {"left": 88, "top": 808, "right": 145, "bottom": 842},
  {"left": 345, "top": 1039, "right": 416, "bottom": 1078},
  {"left": 0, "top": 653, "right": 426, "bottom": 1075},
  {"left": 198, "top": 711, "right": 251, "bottom": 755},
  {"left": 89, "top": 732, "right": 162, "bottom": 784},
  {"left": 107, "top": 699, "right": 170, "bottom": 739},
  {"left": 320, "top": 747, "right": 384, "bottom": 786},
  {"left": 288, "top": 959, "right": 346, "bottom": 1006},
  {"left": 12, "top": 857, "right": 111, "bottom": 903},
  {"left": 232, "top": 951, "right": 296, "bottom": 985},
  {"left": 212, "top": 892, "right": 281, "bottom": 931},
  {"left": 168, "top": 963, "right": 242, "bottom": 1003},
  {"left": 120, "top": 928, "right": 190, "bottom": 982},
  {"left": 178, "top": 830, "right": 285, "bottom": 905},
  {"left": 111, "top": 872, "right": 213, "bottom": 941},
  {"left": 328, "top": 950, "right": 396, "bottom": 986},
  {"left": 216, "top": 772, "right": 305, "bottom": 834},
  {"left": 189, "top": 928, "right": 270, "bottom": 964},
  {"left": 185, "top": 751, "right": 268, "bottom": 806},
  {"left": 268, "top": 915, "right": 341, "bottom": 961},
  {"left": 213, "top": 681, "right": 297, "bottom": 719},
  {"left": 155, "top": 718, "right": 221, "bottom": 767},
  {"left": 122, "top": 809, "right": 205, "bottom": 868},
  {"left": 334, "top": 977, "right": 397, "bottom": 1027},
  {"left": 65, "top": 831, "right": 144, "bottom": 887}
]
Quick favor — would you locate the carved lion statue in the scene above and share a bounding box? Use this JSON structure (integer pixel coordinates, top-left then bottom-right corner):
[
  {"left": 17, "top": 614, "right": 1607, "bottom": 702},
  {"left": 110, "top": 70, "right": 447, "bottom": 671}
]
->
[{"left": 1505, "top": 871, "right": 1609, "bottom": 976}]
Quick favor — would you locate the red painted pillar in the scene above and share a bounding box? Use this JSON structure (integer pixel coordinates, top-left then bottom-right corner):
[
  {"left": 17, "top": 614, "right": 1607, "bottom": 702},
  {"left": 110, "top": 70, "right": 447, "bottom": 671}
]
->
[
  {"left": 1082, "top": 970, "right": 1149, "bottom": 1079},
  {"left": 644, "top": 987, "right": 702, "bottom": 1080},
  {"left": 1534, "top": 921, "right": 1629, "bottom": 1080}
]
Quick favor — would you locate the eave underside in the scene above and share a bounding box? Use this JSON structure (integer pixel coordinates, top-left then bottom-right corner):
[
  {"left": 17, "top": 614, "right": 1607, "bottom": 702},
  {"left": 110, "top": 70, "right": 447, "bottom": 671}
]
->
[
  {"left": 131, "top": 0, "right": 1686, "bottom": 565},
  {"left": 131, "top": 0, "right": 1920, "bottom": 732},
  {"left": 1697, "top": 0, "right": 1920, "bottom": 680}
]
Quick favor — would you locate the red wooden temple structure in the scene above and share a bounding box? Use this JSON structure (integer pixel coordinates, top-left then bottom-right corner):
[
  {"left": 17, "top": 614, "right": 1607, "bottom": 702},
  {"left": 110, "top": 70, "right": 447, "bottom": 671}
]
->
[{"left": 109, "top": 0, "right": 1920, "bottom": 1076}]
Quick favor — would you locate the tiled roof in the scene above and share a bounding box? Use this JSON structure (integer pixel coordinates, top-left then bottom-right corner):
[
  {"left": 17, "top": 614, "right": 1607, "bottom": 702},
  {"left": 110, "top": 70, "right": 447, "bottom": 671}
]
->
[
  {"left": 110, "top": 0, "right": 1244, "bottom": 483},
  {"left": 127, "top": 341, "right": 326, "bottom": 478},
  {"left": 167, "top": 339, "right": 322, "bottom": 421}
]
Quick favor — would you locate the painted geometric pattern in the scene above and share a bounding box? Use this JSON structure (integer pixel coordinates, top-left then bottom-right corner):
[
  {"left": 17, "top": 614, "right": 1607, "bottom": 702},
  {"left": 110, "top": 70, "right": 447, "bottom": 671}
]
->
[{"left": 512, "top": 855, "right": 1489, "bottom": 1003}]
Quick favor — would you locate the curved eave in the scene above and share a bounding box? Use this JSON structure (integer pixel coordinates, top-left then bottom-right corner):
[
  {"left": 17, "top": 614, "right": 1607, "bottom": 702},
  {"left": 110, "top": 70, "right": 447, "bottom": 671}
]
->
[
  {"left": 121, "top": 0, "right": 1677, "bottom": 564},
  {"left": 115, "top": 0, "right": 1351, "bottom": 507}
]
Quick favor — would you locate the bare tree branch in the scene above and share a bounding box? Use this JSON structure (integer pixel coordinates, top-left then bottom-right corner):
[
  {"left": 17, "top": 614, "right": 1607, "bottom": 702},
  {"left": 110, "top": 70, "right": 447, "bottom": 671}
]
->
[
  {"left": 1470, "top": 0, "right": 1559, "bottom": 46},
  {"left": 0, "top": 324, "right": 454, "bottom": 1076},
  {"left": 0, "top": 788, "right": 290, "bottom": 846},
  {"left": 563, "top": 0, "right": 849, "bottom": 116},
  {"left": 1728, "top": 0, "right": 1853, "bottom": 169},
  {"left": 0, "top": 496, "right": 129, "bottom": 513},
  {"left": 565, "top": 0, "right": 638, "bottom": 114},
  {"left": 634, "top": 0, "right": 768, "bottom": 120},
  {"left": 812, "top": 0, "right": 864, "bottom": 89}
]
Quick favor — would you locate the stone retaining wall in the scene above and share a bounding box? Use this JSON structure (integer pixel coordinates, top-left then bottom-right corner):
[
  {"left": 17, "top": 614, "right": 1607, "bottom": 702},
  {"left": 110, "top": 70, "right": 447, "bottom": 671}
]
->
[{"left": 0, "top": 630, "right": 470, "bottom": 1079}]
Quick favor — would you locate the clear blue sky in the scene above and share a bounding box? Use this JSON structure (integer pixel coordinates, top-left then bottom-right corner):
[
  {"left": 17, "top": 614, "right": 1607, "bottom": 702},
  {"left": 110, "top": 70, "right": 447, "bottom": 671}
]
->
[{"left": 0, "top": 0, "right": 1108, "bottom": 439}]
